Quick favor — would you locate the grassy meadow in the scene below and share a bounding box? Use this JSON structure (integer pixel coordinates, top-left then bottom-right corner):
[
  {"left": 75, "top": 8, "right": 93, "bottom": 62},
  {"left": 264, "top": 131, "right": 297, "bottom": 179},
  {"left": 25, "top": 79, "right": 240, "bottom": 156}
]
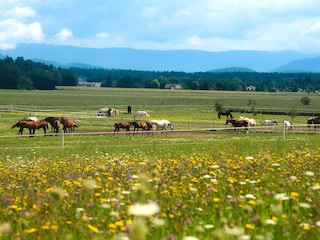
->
[{"left": 0, "top": 88, "right": 319, "bottom": 240}]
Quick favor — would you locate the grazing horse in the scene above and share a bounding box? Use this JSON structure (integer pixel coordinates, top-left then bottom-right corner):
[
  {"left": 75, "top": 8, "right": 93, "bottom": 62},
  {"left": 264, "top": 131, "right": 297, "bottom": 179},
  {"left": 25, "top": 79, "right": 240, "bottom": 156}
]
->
[
  {"left": 61, "top": 118, "right": 78, "bottom": 133},
  {"left": 307, "top": 117, "right": 320, "bottom": 130},
  {"left": 149, "top": 119, "right": 174, "bottom": 130},
  {"left": 218, "top": 110, "right": 233, "bottom": 119},
  {"left": 131, "top": 121, "right": 153, "bottom": 134},
  {"left": 261, "top": 119, "right": 278, "bottom": 126},
  {"left": 226, "top": 118, "right": 250, "bottom": 134},
  {"left": 44, "top": 117, "right": 63, "bottom": 133},
  {"left": 134, "top": 111, "right": 150, "bottom": 120},
  {"left": 283, "top": 120, "right": 293, "bottom": 130},
  {"left": 240, "top": 116, "right": 256, "bottom": 133},
  {"left": 11, "top": 120, "right": 48, "bottom": 137},
  {"left": 114, "top": 122, "right": 132, "bottom": 134}
]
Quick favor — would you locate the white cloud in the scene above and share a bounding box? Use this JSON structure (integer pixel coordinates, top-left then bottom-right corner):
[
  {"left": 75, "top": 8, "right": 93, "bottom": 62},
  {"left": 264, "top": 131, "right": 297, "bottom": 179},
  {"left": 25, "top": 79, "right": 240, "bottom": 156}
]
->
[
  {"left": 96, "top": 32, "right": 109, "bottom": 38},
  {"left": 54, "top": 28, "right": 73, "bottom": 41},
  {"left": 6, "top": 6, "right": 36, "bottom": 19},
  {"left": 0, "top": 18, "right": 43, "bottom": 49}
]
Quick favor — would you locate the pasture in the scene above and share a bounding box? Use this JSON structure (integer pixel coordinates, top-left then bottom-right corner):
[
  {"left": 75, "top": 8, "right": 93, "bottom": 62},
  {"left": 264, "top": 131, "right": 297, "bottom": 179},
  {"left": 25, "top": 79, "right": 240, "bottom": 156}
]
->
[{"left": 0, "top": 88, "right": 319, "bottom": 239}]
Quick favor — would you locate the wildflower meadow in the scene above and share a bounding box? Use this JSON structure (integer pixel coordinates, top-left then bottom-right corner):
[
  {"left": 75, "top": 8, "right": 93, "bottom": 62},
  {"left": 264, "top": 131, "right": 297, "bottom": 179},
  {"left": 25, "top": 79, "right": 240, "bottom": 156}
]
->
[{"left": 0, "top": 88, "right": 319, "bottom": 239}]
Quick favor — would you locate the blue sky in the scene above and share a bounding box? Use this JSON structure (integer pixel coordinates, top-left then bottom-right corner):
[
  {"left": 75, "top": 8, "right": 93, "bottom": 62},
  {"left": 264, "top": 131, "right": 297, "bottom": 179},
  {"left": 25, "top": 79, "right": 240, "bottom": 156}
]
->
[{"left": 1, "top": 0, "right": 320, "bottom": 53}]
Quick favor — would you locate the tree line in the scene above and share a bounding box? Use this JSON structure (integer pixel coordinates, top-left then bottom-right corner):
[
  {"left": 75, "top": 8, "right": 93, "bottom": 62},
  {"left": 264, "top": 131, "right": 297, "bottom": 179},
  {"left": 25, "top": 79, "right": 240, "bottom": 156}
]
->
[
  {"left": 1, "top": 56, "right": 320, "bottom": 92},
  {"left": 0, "top": 56, "right": 77, "bottom": 90}
]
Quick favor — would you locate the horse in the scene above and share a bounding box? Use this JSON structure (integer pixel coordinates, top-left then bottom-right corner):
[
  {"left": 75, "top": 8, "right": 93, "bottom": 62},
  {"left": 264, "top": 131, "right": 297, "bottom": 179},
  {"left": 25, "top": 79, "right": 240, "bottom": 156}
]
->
[
  {"left": 131, "top": 121, "right": 153, "bottom": 134},
  {"left": 114, "top": 122, "right": 132, "bottom": 134},
  {"left": 44, "top": 117, "right": 63, "bottom": 133},
  {"left": 98, "top": 108, "right": 109, "bottom": 116},
  {"left": 218, "top": 110, "right": 233, "bottom": 119},
  {"left": 134, "top": 111, "right": 150, "bottom": 120},
  {"left": 53, "top": 119, "right": 61, "bottom": 134},
  {"left": 27, "top": 117, "right": 39, "bottom": 121},
  {"left": 61, "top": 118, "right": 78, "bottom": 133},
  {"left": 149, "top": 119, "right": 174, "bottom": 131},
  {"left": 307, "top": 117, "right": 320, "bottom": 130},
  {"left": 240, "top": 116, "right": 256, "bottom": 133},
  {"left": 261, "top": 119, "right": 278, "bottom": 126},
  {"left": 283, "top": 120, "right": 293, "bottom": 130},
  {"left": 11, "top": 120, "right": 48, "bottom": 137},
  {"left": 226, "top": 118, "right": 250, "bottom": 134}
]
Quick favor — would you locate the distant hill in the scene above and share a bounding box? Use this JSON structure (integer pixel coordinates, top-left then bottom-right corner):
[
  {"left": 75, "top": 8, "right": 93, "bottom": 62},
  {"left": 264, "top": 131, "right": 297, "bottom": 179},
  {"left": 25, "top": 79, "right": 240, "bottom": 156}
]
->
[
  {"left": 274, "top": 57, "right": 320, "bottom": 72},
  {"left": 1, "top": 43, "right": 320, "bottom": 72},
  {"left": 209, "top": 67, "right": 255, "bottom": 72}
]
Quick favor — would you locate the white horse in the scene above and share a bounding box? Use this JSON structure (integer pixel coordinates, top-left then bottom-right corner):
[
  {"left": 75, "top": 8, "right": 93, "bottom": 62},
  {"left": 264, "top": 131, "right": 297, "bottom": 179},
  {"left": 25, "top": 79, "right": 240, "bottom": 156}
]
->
[
  {"left": 134, "top": 111, "right": 150, "bottom": 120},
  {"left": 149, "top": 119, "right": 174, "bottom": 130},
  {"left": 240, "top": 116, "right": 256, "bottom": 133},
  {"left": 283, "top": 120, "right": 293, "bottom": 130},
  {"left": 261, "top": 119, "right": 278, "bottom": 126},
  {"left": 27, "top": 117, "right": 39, "bottom": 121},
  {"left": 98, "top": 108, "right": 109, "bottom": 116}
]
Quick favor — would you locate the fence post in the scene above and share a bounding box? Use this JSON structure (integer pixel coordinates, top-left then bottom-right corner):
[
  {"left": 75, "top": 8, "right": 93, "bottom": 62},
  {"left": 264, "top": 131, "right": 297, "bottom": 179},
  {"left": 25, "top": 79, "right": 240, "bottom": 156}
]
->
[
  {"left": 282, "top": 121, "right": 285, "bottom": 140},
  {"left": 61, "top": 130, "right": 65, "bottom": 149}
]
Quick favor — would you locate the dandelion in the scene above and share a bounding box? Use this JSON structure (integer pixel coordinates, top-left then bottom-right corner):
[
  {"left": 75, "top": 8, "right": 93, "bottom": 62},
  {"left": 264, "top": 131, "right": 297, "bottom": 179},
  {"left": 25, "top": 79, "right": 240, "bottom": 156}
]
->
[
  {"left": 25, "top": 228, "right": 37, "bottom": 234},
  {"left": 129, "top": 202, "right": 159, "bottom": 216},
  {"left": 87, "top": 224, "right": 99, "bottom": 233},
  {"left": 245, "top": 224, "right": 255, "bottom": 230},
  {"left": 300, "top": 223, "right": 310, "bottom": 230},
  {"left": 290, "top": 192, "right": 299, "bottom": 198}
]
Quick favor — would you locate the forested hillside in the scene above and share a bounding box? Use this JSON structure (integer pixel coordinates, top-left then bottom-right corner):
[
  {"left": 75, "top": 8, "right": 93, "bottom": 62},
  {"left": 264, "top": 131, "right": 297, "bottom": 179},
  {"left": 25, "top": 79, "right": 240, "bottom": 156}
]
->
[
  {"left": 1, "top": 56, "right": 320, "bottom": 92},
  {"left": 0, "top": 56, "right": 77, "bottom": 90}
]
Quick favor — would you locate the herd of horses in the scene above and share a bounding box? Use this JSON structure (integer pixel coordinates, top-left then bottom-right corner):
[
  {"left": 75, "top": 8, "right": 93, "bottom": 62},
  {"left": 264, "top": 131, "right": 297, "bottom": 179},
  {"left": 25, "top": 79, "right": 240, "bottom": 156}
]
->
[
  {"left": 11, "top": 116, "right": 78, "bottom": 137},
  {"left": 10, "top": 109, "right": 320, "bottom": 137}
]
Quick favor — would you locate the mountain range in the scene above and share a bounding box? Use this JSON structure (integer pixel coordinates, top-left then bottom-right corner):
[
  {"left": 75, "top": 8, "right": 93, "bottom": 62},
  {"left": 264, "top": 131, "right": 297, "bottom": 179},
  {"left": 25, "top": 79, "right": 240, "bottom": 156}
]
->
[{"left": 1, "top": 43, "right": 320, "bottom": 73}]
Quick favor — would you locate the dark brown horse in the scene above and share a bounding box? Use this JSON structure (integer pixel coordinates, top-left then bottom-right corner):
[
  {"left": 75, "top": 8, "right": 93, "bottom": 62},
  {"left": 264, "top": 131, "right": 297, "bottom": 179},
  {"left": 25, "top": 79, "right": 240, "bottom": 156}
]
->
[
  {"left": 307, "top": 117, "right": 320, "bottom": 130},
  {"left": 11, "top": 120, "right": 48, "bottom": 137},
  {"left": 218, "top": 110, "right": 233, "bottom": 119},
  {"left": 44, "top": 116, "right": 63, "bottom": 133},
  {"left": 114, "top": 122, "right": 132, "bottom": 135},
  {"left": 226, "top": 118, "right": 250, "bottom": 134}
]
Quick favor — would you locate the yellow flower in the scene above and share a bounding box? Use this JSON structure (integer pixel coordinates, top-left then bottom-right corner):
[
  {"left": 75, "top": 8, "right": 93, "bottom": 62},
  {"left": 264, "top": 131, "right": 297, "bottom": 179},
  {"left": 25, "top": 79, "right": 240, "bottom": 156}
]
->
[
  {"left": 245, "top": 223, "right": 255, "bottom": 230},
  {"left": 213, "top": 197, "right": 220, "bottom": 202},
  {"left": 290, "top": 192, "right": 299, "bottom": 198},
  {"left": 25, "top": 228, "right": 37, "bottom": 234},
  {"left": 87, "top": 224, "right": 99, "bottom": 233}
]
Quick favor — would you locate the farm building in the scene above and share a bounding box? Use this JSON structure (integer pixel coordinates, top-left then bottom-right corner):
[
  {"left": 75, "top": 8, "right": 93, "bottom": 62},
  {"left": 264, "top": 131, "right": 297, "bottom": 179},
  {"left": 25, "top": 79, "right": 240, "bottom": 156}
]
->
[
  {"left": 78, "top": 81, "right": 101, "bottom": 87},
  {"left": 164, "top": 84, "right": 183, "bottom": 90}
]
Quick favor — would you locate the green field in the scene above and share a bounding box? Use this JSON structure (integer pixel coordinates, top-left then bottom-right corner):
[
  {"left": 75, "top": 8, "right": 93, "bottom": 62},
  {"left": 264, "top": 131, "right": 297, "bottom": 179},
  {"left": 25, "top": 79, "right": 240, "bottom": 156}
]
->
[{"left": 0, "top": 88, "right": 319, "bottom": 239}]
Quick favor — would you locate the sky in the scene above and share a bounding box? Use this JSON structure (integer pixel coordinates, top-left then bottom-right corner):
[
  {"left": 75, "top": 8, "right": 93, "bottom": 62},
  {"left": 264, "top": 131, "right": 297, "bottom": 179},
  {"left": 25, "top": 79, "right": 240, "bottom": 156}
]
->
[{"left": 1, "top": 0, "right": 320, "bottom": 53}]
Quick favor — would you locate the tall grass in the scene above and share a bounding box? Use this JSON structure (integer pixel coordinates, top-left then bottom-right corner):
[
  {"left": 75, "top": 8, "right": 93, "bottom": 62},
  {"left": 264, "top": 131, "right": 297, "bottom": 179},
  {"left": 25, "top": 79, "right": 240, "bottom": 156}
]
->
[{"left": 0, "top": 88, "right": 319, "bottom": 239}]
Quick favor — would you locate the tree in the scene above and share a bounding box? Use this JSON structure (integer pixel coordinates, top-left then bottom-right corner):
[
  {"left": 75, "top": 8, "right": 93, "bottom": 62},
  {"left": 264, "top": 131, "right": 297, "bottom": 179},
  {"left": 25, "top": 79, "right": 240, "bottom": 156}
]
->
[
  {"left": 247, "top": 99, "right": 257, "bottom": 115},
  {"left": 288, "top": 107, "right": 299, "bottom": 122},
  {"left": 214, "top": 99, "right": 224, "bottom": 112},
  {"left": 151, "top": 79, "right": 160, "bottom": 89},
  {"left": 300, "top": 96, "right": 311, "bottom": 105}
]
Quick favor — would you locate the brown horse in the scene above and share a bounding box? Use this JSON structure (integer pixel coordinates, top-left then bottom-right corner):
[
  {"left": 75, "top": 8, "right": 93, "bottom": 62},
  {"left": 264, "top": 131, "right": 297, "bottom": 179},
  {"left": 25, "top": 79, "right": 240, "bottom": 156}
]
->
[
  {"left": 11, "top": 120, "right": 48, "bottom": 137},
  {"left": 218, "top": 110, "right": 233, "bottom": 119},
  {"left": 114, "top": 122, "right": 132, "bottom": 134},
  {"left": 61, "top": 118, "right": 78, "bottom": 133},
  {"left": 131, "top": 121, "right": 153, "bottom": 134},
  {"left": 44, "top": 116, "right": 63, "bottom": 133},
  {"left": 226, "top": 118, "right": 250, "bottom": 134}
]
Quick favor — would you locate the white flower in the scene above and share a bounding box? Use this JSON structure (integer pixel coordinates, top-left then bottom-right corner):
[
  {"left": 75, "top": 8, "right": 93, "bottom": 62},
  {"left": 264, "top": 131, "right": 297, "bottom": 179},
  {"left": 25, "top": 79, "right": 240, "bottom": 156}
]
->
[
  {"left": 316, "top": 221, "right": 320, "bottom": 227},
  {"left": 204, "top": 224, "right": 214, "bottom": 229},
  {"left": 245, "top": 194, "right": 256, "bottom": 199},
  {"left": 265, "top": 219, "right": 277, "bottom": 225},
  {"left": 271, "top": 163, "right": 280, "bottom": 167},
  {"left": 203, "top": 174, "right": 211, "bottom": 179},
  {"left": 245, "top": 156, "right": 254, "bottom": 160},
  {"left": 183, "top": 237, "right": 199, "bottom": 240},
  {"left": 211, "top": 165, "right": 220, "bottom": 169},
  {"left": 239, "top": 235, "right": 250, "bottom": 240},
  {"left": 129, "top": 202, "right": 159, "bottom": 216},
  {"left": 305, "top": 171, "right": 315, "bottom": 176},
  {"left": 311, "top": 185, "right": 320, "bottom": 190},
  {"left": 299, "top": 203, "right": 311, "bottom": 208},
  {"left": 274, "top": 193, "right": 289, "bottom": 201}
]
